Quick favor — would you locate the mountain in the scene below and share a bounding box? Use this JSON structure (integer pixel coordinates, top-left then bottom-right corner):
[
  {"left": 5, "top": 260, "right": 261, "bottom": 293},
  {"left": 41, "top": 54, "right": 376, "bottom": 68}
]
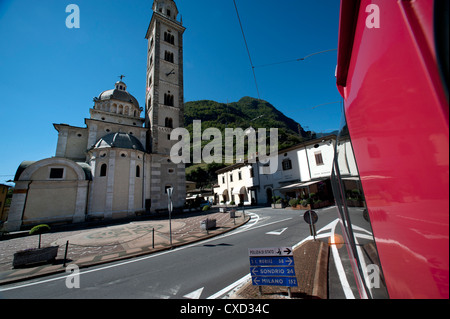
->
[
  {"left": 184, "top": 97, "right": 309, "bottom": 151},
  {"left": 183, "top": 97, "right": 314, "bottom": 188}
]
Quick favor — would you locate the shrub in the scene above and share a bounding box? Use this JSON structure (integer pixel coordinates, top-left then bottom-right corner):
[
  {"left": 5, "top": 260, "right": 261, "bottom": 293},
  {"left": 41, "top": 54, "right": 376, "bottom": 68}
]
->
[
  {"left": 202, "top": 205, "right": 210, "bottom": 211},
  {"left": 29, "top": 224, "right": 51, "bottom": 249},
  {"left": 289, "top": 199, "right": 299, "bottom": 207},
  {"left": 229, "top": 201, "right": 235, "bottom": 206},
  {"left": 29, "top": 224, "right": 50, "bottom": 236}
]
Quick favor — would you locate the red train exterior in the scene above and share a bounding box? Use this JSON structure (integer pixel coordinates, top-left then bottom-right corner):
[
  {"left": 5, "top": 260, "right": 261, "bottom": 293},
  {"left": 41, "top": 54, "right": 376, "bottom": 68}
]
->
[{"left": 333, "top": 0, "right": 448, "bottom": 298}]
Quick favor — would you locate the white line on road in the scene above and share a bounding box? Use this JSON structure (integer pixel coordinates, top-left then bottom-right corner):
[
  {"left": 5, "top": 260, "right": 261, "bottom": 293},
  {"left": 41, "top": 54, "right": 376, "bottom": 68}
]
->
[
  {"left": 266, "top": 228, "right": 288, "bottom": 236},
  {"left": 0, "top": 212, "right": 293, "bottom": 293},
  {"left": 207, "top": 218, "right": 357, "bottom": 300}
]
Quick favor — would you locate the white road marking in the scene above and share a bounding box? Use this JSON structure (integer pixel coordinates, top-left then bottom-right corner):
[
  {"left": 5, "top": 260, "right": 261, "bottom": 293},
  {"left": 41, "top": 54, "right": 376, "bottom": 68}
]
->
[
  {"left": 183, "top": 287, "right": 204, "bottom": 299},
  {"left": 329, "top": 219, "right": 355, "bottom": 299},
  {"left": 265, "top": 227, "right": 288, "bottom": 236},
  {"left": 0, "top": 211, "right": 292, "bottom": 293},
  {"left": 207, "top": 218, "right": 358, "bottom": 300}
]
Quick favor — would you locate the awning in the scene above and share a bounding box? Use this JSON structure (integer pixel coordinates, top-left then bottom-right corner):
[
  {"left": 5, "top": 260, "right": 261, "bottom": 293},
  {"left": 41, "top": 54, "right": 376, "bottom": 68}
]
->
[{"left": 277, "top": 178, "right": 328, "bottom": 191}]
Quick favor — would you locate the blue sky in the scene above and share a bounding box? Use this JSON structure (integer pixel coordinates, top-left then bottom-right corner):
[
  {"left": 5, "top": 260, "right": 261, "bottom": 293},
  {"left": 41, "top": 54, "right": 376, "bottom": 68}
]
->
[{"left": 0, "top": 0, "right": 342, "bottom": 184}]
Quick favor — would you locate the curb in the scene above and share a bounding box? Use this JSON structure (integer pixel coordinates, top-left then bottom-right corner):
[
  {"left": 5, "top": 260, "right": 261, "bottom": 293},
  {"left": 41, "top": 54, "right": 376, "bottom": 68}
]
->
[
  {"left": 312, "top": 241, "right": 329, "bottom": 299},
  {"left": 0, "top": 216, "right": 251, "bottom": 286}
]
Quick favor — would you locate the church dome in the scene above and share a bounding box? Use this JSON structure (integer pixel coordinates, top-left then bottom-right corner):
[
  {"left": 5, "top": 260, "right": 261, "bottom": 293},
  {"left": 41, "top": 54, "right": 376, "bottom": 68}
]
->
[
  {"left": 93, "top": 132, "right": 145, "bottom": 152},
  {"left": 97, "top": 80, "right": 140, "bottom": 108}
]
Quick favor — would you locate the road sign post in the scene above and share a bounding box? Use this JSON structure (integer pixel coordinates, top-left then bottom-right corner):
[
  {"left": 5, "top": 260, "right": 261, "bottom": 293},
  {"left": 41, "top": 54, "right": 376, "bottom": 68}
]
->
[
  {"left": 303, "top": 210, "right": 318, "bottom": 240},
  {"left": 249, "top": 247, "right": 297, "bottom": 298},
  {"left": 167, "top": 187, "right": 174, "bottom": 248}
]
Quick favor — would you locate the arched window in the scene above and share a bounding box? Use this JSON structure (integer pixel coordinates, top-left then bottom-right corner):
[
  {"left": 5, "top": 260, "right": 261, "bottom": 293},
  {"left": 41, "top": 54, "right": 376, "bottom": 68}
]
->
[
  {"left": 164, "top": 51, "right": 174, "bottom": 63},
  {"left": 100, "top": 164, "right": 107, "bottom": 177},
  {"left": 164, "top": 32, "right": 175, "bottom": 45},
  {"left": 165, "top": 117, "right": 173, "bottom": 128},
  {"left": 164, "top": 93, "right": 174, "bottom": 106},
  {"left": 136, "top": 165, "right": 141, "bottom": 178}
]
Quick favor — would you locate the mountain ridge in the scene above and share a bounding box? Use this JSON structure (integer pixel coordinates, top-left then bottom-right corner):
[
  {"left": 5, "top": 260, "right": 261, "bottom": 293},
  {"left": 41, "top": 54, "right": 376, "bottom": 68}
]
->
[{"left": 184, "top": 97, "right": 310, "bottom": 151}]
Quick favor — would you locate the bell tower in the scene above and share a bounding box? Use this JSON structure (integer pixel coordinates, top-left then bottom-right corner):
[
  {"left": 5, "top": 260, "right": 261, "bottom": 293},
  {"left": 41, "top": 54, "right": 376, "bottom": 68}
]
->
[
  {"left": 144, "top": 0, "right": 186, "bottom": 213},
  {"left": 145, "top": 0, "right": 185, "bottom": 155}
]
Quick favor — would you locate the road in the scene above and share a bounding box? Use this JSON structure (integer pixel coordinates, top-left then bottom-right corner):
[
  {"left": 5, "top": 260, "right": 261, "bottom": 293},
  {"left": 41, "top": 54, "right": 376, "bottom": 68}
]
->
[{"left": 0, "top": 206, "right": 339, "bottom": 299}]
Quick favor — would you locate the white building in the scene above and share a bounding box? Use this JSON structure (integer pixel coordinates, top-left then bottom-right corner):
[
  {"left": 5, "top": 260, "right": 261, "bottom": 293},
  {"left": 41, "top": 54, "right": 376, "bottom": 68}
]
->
[{"left": 214, "top": 135, "right": 336, "bottom": 206}]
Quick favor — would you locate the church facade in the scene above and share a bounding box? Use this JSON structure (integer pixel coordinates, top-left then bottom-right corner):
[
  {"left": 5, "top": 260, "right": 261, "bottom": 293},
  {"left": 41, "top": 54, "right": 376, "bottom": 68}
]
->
[{"left": 5, "top": 0, "right": 186, "bottom": 231}]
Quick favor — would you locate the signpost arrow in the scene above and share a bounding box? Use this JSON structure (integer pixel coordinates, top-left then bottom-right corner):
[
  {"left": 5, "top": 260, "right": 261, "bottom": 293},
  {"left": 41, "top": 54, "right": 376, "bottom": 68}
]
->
[
  {"left": 248, "top": 247, "right": 294, "bottom": 257},
  {"left": 249, "top": 256, "right": 294, "bottom": 266}
]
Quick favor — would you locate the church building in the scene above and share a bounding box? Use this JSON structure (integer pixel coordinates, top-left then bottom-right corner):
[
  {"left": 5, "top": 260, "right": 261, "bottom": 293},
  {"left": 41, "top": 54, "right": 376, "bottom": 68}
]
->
[{"left": 5, "top": 0, "right": 186, "bottom": 231}]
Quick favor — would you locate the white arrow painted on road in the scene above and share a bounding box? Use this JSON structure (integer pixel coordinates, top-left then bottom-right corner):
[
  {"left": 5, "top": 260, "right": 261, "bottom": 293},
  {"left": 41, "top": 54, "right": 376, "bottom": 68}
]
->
[
  {"left": 183, "top": 287, "right": 204, "bottom": 299},
  {"left": 265, "top": 228, "right": 288, "bottom": 236}
]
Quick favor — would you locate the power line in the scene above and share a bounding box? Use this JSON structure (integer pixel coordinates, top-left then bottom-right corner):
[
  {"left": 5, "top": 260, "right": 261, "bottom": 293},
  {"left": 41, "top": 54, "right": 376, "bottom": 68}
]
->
[
  {"left": 232, "top": 0, "right": 261, "bottom": 100},
  {"left": 254, "top": 49, "right": 338, "bottom": 69}
]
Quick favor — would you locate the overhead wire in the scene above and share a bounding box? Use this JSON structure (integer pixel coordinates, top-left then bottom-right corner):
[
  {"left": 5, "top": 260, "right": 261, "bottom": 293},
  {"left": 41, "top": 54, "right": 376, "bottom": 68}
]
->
[
  {"left": 253, "top": 49, "right": 338, "bottom": 69},
  {"left": 232, "top": 0, "right": 261, "bottom": 100}
]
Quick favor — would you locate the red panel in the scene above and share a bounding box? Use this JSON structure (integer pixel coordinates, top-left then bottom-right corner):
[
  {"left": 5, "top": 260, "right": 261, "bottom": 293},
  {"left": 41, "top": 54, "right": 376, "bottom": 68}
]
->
[{"left": 337, "top": 0, "right": 449, "bottom": 298}]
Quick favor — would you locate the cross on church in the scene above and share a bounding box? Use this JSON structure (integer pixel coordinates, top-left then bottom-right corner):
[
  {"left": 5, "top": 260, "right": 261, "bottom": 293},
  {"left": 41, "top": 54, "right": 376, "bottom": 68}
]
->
[{"left": 118, "top": 75, "right": 126, "bottom": 81}]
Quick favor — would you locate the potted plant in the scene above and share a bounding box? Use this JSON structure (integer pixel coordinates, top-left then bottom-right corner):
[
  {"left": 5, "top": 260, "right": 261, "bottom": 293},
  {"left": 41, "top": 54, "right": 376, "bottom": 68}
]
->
[
  {"left": 12, "top": 224, "right": 59, "bottom": 268},
  {"left": 289, "top": 198, "right": 299, "bottom": 209},
  {"left": 274, "top": 198, "right": 286, "bottom": 209}
]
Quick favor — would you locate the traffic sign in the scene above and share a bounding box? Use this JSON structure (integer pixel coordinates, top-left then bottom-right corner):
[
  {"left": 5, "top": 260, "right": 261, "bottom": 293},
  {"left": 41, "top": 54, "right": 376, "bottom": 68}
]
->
[
  {"left": 303, "top": 210, "right": 318, "bottom": 225},
  {"left": 252, "top": 276, "right": 298, "bottom": 287},
  {"left": 248, "top": 247, "right": 293, "bottom": 257},
  {"left": 249, "top": 256, "right": 294, "bottom": 267},
  {"left": 251, "top": 266, "right": 296, "bottom": 277},
  {"left": 249, "top": 246, "right": 298, "bottom": 292}
]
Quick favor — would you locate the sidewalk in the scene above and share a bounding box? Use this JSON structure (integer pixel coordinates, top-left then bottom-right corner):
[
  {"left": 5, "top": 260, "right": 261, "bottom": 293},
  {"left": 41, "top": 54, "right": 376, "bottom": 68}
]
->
[{"left": 0, "top": 210, "right": 250, "bottom": 285}]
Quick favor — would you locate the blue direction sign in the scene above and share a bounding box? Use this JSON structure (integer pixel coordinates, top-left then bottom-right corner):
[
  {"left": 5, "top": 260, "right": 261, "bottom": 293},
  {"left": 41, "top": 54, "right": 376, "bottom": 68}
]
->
[
  {"left": 251, "top": 266, "right": 296, "bottom": 277},
  {"left": 249, "top": 256, "right": 294, "bottom": 266},
  {"left": 252, "top": 276, "right": 298, "bottom": 287},
  {"left": 249, "top": 247, "right": 298, "bottom": 289}
]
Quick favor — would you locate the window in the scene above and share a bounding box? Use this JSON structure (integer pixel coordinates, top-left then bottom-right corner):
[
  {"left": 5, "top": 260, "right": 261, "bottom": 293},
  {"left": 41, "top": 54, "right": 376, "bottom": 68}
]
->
[
  {"left": 100, "top": 164, "right": 107, "bottom": 177},
  {"left": 165, "top": 117, "right": 173, "bottom": 128},
  {"left": 136, "top": 165, "right": 141, "bottom": 178},
  {"left": 250, "top": 167, "right": 254, "bottom": 178},
  {"left": 315, "top": 152, "right": 324, "bottom": 166},
  {"left": 164, "top": 32, "right": 175, "bottom": 45},
  {"left": 49, "top": 168, "right": 64, "bottom": 179},
  {"left": 164, "top": 93, "right": 174, "bottom": 106},
  {"left": 238, "top": 171, "right": 242, "bottom": 180},
  {"left": 330, "top": 113, "right": 389, "bottom": 298},
  {"left": 164, "top": 51, "right": 174, "bottom": 63},
  {"left": 282, "top": 159, "right": 292, "bottom": 171},
  {"left": 167, "top": 9, "right": 171, "bottom": 17},
  {"left": 222, "top": 176, "right": 225, "bottom": 184},
  {"left": 230, "top": 174, "right": 233, "bottom": 182}
]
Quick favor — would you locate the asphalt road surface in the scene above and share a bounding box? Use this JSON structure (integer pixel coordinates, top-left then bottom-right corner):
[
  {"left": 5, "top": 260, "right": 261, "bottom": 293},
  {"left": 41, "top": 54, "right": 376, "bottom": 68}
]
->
[{"left": 0, "top": 206, "right": 339, "bottom": 299}]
